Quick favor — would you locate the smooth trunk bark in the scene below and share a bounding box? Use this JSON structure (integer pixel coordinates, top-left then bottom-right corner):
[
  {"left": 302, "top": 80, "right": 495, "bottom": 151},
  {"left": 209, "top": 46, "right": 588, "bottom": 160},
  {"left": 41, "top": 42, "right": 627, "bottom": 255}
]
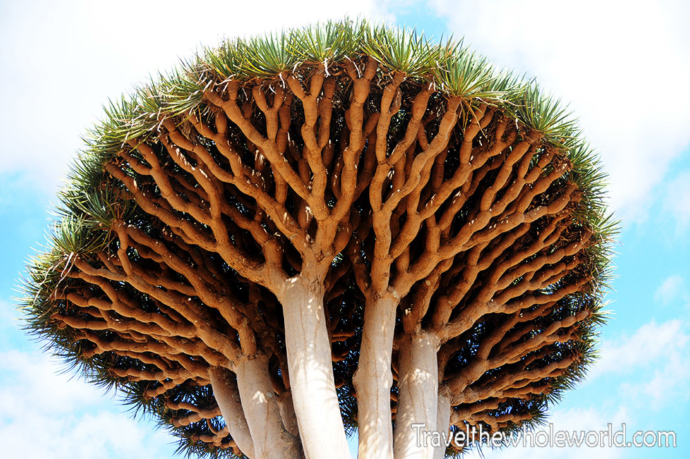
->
[
  {"left": 353, "top": 294, "right": 398, "bottom": 459},
  {"left": 393, "top": 332, "right": 441, "bottom": 459},
  {"left": 235, "top": 355, "right": 301, "bottom": 459},
  {"left": 280, "top": 276, "right": 351, "bottom": 459},
  {"left": 208, "top": 367, "right": 255, "bottom": 458},
  {"left": 433, "top": 390, "right": 451, "bottom": 459}
]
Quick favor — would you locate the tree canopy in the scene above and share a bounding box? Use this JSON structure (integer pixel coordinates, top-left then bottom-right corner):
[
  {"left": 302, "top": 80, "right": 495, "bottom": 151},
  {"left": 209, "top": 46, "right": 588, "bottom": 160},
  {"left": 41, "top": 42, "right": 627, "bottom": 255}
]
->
[{"left": 19, "top": 19, "right": 615, "bottom": 459}]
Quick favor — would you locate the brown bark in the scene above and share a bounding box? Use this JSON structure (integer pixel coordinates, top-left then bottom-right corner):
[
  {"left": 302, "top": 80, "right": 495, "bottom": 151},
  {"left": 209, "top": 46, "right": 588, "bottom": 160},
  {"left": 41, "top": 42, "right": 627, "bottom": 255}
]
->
[{"left": 48, "top": 53, "right": 600, "bottom": 458}]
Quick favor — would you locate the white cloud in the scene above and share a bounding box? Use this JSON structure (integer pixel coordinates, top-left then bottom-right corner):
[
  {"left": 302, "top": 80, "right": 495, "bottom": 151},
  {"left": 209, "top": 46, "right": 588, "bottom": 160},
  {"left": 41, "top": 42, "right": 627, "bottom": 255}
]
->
[
  {"left": 635, "top": 348, "right": 690, "bottom": 408},
  {"left": 662, "top": 171, "right": 690, "bottom": 231},
  {"left": 427, "top": 0, "right": 690, "bottom": 223},
  {"left": 594, "top": 320, "right": 690, "bottom": 408},
  {"left": 0, "top": 350, "right": 102, "bottom": 414},
  {"left": 590, "top": 319, "right": 688, "bottom": 378},
  {"left": 654, "top": 275, "right": 686, "bottom": 305},
  {"left": 0, "top": 349, "right": 175, "bottom": 459},
  {"left": 0, "top": 409, "right": 173, "bottom": 459},
  {"left": 585, "top": 319, "right": 690, "bottom": 409}
]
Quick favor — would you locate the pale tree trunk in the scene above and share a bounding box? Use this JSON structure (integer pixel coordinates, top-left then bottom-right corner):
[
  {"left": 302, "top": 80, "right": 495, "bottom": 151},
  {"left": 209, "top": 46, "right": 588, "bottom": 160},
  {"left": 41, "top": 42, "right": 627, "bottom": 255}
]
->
[
  {"left": 353, "top": 293, "right": 398, "bottom": 459},
  {"left": 393, "top": 332, "right": 441, "bottom": 459},
  {"left": 279, "top": 275, "right": 351, "bottom": 459},
  {"left": 277, "top": 391, "right": 300, "bottom": 437},
  {"left": 433, "top": 389, "right": 452, "bottom": 459},
  {"left": 235, "top": 355, "right": 302, "bottom": 459},
  {"left": 208, "top": 367, "right": 255, "bottom": 458}
]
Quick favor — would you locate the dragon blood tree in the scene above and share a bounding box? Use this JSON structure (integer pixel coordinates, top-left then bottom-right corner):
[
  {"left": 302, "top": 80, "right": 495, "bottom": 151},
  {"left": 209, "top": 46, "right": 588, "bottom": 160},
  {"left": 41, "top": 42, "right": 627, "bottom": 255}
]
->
[{"left": 20, "top": 20, "right": 615, "bottom": 459}]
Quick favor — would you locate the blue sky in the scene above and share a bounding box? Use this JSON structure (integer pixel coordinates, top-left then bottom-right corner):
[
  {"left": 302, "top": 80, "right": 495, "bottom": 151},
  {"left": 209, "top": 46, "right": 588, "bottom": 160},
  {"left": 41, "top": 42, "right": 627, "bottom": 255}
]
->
[{"left": 1, "top": 1, "right": 689, "bottom": 458}]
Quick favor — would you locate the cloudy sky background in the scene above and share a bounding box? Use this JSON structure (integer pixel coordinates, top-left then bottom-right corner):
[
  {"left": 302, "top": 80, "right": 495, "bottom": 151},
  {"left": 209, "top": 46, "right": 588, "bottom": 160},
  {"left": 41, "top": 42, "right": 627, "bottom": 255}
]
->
[{"left": 1, "top": 0, "right": 688, "bottom": 457}]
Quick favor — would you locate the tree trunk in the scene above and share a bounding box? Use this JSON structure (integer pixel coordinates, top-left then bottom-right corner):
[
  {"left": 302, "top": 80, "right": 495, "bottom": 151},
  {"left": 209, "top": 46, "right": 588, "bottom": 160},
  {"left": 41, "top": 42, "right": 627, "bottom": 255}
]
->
[
  {"left": 433, "top": 389, "right": 452, "bottom": 459},
  {"left": 279, "top": 275, "right": 351, "bottom": 459},
  {"left": 277, "top": 391, "right": 300, "bottom": 437},
  {"left": 208, "top": 367, "right": 255, "bottom": 458},
  {"left": 235, "top": 355, "right": 302, "bottom": 459},
  {"left": 353, "top": 293, "right": 398, "bottom": 459},
  {"left": 393, "top": 332, "right": 440, "bottom": 459}
]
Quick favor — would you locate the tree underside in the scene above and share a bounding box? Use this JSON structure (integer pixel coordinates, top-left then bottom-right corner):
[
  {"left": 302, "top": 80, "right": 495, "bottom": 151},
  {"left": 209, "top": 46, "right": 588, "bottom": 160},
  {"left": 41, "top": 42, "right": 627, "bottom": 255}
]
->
[{"left": 23, "top": 26, "right": 612, "bottom": 459}]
